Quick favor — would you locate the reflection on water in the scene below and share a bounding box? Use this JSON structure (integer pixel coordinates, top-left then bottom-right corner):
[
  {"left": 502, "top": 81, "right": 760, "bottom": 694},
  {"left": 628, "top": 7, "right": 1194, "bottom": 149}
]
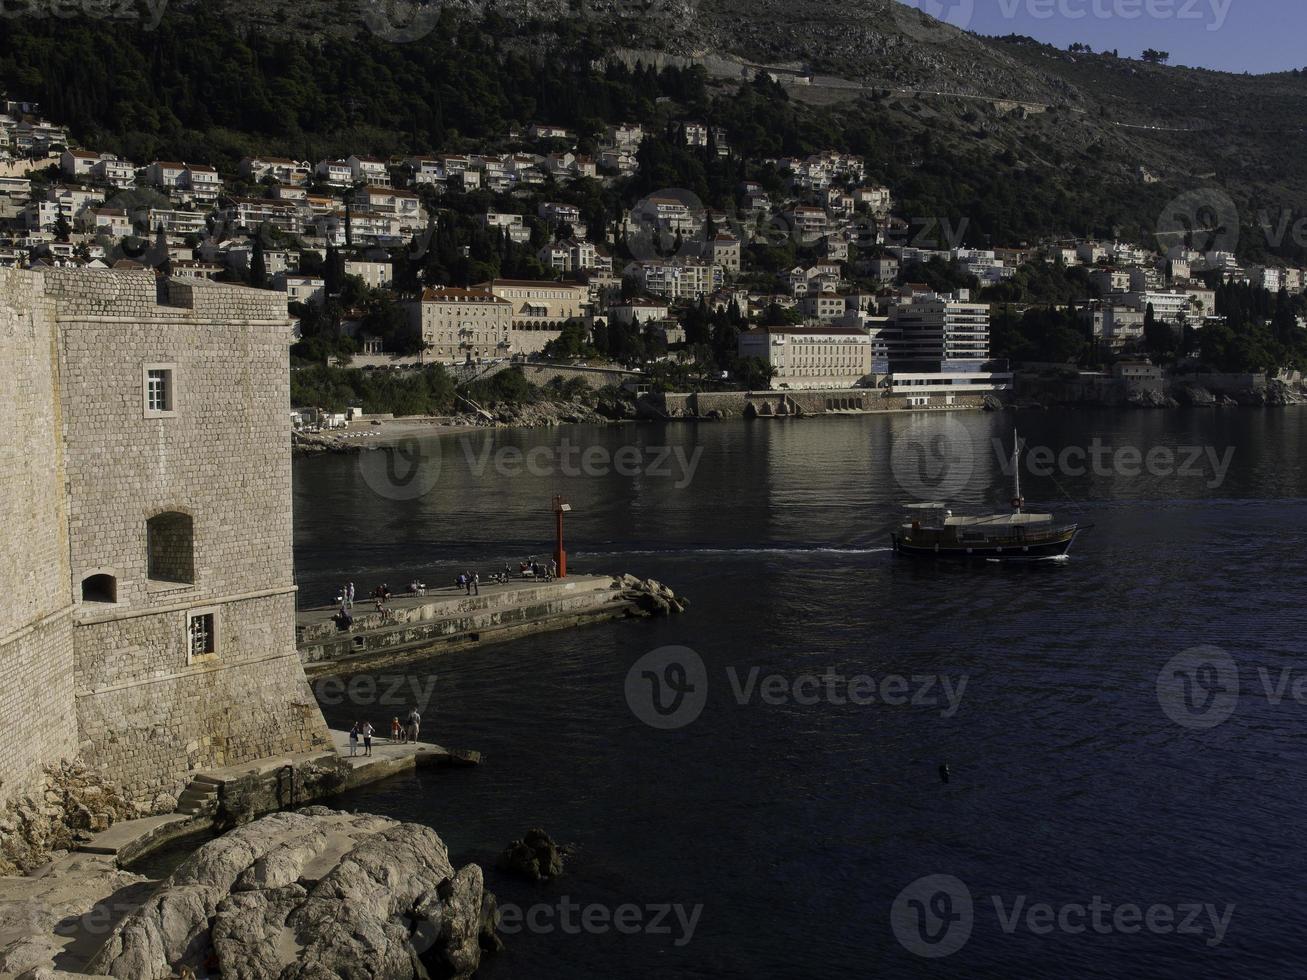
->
[{"left": 295, "top": 409, "right": 1307, "bottom": 979}]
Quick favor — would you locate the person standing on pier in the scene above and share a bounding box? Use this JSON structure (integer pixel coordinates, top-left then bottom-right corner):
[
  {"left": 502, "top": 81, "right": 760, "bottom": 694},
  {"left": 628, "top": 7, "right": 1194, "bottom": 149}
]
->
[
  {"left": 361, "top": 720, "right": 374, "bottom": 757},
  {"left": 472, "top": 572, "right": 480, "bottom": 595},
  {"left": 391, "top": 716, "right": 402, "bottom": 743},
  {"left": 348, "top": 722, "right": 360, "bottom": 757},
  {"left": 407, "top": 707, "right": 421, "bottom": 743},
  {"left": 346, "top": 582, "right": 355, "bottom": 609}
]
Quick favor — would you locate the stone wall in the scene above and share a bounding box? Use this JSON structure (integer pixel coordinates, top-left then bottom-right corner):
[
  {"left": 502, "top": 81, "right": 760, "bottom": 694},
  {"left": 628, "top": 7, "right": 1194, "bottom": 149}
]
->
[
  {"left": 641, "top": 388, "right": 987, "bottom": 419},
  {"left": 75, "top": 594, "right": 326, "bottom": 799},
  {"left": 514, "top": 362, "right": 638, "bottom": 390},
  {"left": 0, "top": 269, "right": 78, "bottom": 806},
  {"left": 0, "top": 268, "right": 332, "bottom": 807}
]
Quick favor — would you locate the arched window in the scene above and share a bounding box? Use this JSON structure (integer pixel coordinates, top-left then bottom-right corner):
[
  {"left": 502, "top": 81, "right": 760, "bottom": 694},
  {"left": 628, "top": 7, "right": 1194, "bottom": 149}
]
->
[
  {"left": 147, "top": 511, "right": 194, "bottom": 584},
  {"left": 81, "top": 573, "right": 117, "bottom": 603}
]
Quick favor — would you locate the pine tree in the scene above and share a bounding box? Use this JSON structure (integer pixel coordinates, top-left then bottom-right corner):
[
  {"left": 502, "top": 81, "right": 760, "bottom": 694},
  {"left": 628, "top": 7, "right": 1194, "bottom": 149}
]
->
[{"left": 250, "top": 236, "right": 268, "bottom": 288}]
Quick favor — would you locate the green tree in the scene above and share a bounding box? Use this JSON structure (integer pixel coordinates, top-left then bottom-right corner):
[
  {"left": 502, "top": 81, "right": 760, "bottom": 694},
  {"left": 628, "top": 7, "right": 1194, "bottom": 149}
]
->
[
  {"left": 250, "top": 237, "right": 267, "bottom": 289},
  {"left": 732, "top": 355, "right": 776, "bottom": 390}
]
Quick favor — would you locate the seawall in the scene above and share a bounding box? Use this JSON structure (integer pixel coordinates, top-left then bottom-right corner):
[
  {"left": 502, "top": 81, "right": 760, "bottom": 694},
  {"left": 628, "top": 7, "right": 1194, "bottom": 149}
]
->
[
  {"left": 639, "top": 388, "right": 992, "bottom": 419},
  {"left": 297, "top": 574, "right": 684, "bottom": 676}
]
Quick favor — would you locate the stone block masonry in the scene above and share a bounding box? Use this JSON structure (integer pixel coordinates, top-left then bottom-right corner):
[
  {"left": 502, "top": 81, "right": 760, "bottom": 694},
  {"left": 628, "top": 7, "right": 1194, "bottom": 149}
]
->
[
  {"left": 0, "top": 269, "right": 77, "bottom": 806},
  {"left": 0, "top": 268, "right": 331, "bottom": 809}
]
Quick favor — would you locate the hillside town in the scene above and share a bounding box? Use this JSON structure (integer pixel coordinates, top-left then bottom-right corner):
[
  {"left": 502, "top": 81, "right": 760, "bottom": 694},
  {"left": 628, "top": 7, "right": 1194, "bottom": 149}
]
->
[{"left": 2, "top": 94, "right": 1305, "bottom": 406}]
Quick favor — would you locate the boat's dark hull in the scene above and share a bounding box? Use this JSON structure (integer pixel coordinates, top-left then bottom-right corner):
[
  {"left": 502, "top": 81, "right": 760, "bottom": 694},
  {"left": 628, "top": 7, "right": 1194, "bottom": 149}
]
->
[{"left": 892, "top": 528, "right": 1083, "bottom": 560}]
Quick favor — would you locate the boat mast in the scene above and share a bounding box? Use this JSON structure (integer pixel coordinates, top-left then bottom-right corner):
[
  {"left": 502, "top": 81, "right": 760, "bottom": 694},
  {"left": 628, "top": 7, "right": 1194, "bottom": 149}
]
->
[{"left": 1013, "top": 428, "right": 1023, "bottom": 513}]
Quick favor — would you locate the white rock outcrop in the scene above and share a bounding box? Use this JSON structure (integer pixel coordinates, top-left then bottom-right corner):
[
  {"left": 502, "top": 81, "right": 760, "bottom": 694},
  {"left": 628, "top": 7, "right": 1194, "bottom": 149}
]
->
[{"left": 86, "top": 807, "right": 498, "bottom": 980}]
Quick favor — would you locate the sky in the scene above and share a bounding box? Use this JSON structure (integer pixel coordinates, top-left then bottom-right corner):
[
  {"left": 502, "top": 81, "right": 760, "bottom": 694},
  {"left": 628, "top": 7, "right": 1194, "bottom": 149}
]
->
[{"left": 901, "top": 0, "right": 1307, "bottom": 74}]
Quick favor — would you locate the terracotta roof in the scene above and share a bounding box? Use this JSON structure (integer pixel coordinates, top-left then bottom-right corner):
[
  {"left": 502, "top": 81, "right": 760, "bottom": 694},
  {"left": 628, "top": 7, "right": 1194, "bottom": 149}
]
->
[
  {"left": 359, "top": 185, "right": 418, "bottom": 198},
  {"left": 225, "top": 197, "right": 297, "bottom": 208},
  {"left": 420, "top": 287, "right": 510, "bottom": 304},
  {"left": 747, "top": 325, "right": 868, "bottom": 336},
  {"left": 476, "top": 278, "right": 585, "bottom": 289}
]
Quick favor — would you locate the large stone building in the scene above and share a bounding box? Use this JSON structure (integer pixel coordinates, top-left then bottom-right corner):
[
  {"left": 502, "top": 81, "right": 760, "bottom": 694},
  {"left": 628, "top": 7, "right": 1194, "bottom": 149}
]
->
[
  {"left": 737, "top": 324, "right": 874, "bottom": 390},
  {"left": 409, "top": 286, "right": 513, "bottom": 363},
  {"left": 475, "top": 279, "right": 590, "bottom": 357},
  {"left": 0, "top": 268, "right": 330, "bottom": 807}
]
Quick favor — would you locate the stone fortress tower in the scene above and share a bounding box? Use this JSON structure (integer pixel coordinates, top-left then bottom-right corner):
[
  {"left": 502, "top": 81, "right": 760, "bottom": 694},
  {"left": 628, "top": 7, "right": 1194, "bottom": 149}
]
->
[{"left": 0, "top": 268, "right": 330, "bottom": 808}]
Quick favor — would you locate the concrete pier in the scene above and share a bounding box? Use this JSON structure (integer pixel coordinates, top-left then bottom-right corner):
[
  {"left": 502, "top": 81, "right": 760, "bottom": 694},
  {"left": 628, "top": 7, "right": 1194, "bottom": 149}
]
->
[
  {"left": 64, "top": 731, "right": 478, "bottom": 865},
  {"left": 297, "top": 574, "right": 638, "bottom": 674}
]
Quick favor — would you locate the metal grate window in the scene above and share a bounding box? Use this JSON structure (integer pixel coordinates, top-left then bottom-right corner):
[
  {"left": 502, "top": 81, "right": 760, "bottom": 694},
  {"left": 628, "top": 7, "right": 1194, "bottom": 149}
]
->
[{"left": 189, "top": 613, "right": 215, "bottom": 657}]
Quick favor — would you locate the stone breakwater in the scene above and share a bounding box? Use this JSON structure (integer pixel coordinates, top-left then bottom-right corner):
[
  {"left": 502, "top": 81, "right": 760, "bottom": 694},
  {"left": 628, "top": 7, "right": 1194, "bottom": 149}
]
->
[
  {"left": 297, "top": 575, "right": 688, "bottom": 674},
  {"left": 84, "top": 807, "right": 500, "bottom": 980}
]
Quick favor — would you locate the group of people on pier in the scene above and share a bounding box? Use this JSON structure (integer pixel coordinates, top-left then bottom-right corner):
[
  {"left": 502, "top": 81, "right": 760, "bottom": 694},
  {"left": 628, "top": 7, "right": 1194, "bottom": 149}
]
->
[
  {"left": 331, "top": 559, "right": 560, "bottom": 632},
  {"left": 347, "top": 707, "right": 422, "bottom": 756}
]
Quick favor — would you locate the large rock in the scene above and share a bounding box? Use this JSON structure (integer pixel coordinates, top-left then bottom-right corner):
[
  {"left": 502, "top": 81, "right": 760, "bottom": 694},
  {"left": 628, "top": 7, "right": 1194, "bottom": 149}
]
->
[
  {"left": 1174, "top": 384, "right": 1217, "bottom": 406},
  {"left": 85, "top": 807, "right": 498, "bottom": 980},
  {"left": 1126, "top": 387, "right": 1177, "bottom": 409},
  {"left": 617, "top": 575, "right": 688, "bottom": 617},
  {"left": 497, "top": 828, "right": 565, "bottom": 882}
]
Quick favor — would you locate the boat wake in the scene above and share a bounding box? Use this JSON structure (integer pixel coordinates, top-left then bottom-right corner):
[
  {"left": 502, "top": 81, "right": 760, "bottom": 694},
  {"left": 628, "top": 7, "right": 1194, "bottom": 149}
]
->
[
  {"left": 985, "top": 554, "right": 1072, "bottom": 564},
  {"left": 578, "top": 545, "right": 894, "bottom": 559}
]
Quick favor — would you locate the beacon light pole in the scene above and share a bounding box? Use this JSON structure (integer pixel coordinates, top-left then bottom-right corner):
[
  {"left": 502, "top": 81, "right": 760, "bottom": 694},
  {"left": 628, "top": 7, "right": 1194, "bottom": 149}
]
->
[{"left": 552, "top": 494, "right": 571, "bottom": 578}]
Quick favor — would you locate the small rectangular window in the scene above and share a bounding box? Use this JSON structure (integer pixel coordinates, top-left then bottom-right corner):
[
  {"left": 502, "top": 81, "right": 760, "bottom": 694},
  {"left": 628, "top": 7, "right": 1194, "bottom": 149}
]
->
[
  {"left": 189, "top": 613, "right": 214, "bottom": 656},
  {"left": 146, "top": 370, "right": 168, "bottom": 411},
  {"left": 187, "top": 609, "right": 217, "bottom": 661},
  {"left": 143, "top": 363, "right": 177, "bottom": 417}
]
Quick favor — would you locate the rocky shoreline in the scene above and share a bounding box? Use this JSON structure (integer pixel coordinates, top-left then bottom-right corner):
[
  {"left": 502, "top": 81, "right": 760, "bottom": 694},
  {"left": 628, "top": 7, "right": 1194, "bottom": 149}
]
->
[
  {"left": 1012, "top": 373, "right": 1307, "bottom": 410},
  {"left": 0, "top": 761, "right": 175, "bottom": 877},
  {"left": 85, "top": 807, "right": 500, "bottom": 980}
]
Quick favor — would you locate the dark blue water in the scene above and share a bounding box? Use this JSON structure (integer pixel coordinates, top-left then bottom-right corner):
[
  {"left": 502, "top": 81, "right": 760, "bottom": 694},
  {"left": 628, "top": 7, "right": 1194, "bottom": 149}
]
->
[{"left": 293, "top": 409, "right": 1307, "bottom": 978}]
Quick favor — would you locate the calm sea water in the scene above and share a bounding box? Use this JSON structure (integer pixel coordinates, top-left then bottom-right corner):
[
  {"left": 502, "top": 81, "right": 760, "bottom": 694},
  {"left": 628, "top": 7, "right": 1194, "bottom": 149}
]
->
[{"left": 293, "top": 409, "right": 1307, "bottom": 979}]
